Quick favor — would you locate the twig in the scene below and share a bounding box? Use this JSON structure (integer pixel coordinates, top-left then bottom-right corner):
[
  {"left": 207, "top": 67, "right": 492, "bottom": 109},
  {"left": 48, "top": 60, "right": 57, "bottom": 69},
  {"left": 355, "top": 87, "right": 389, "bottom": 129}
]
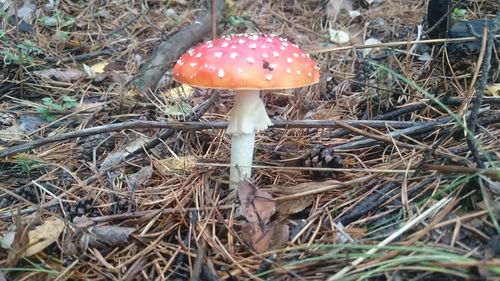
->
[
  {"left": 44, "top": 48, "right": 121, "bottom": 63},
  {"left": 0, "top": 119, "right": 436, "bottom": 158},
  {"left": 310, "top": 35, "right": 500, "bottom": 54},
  {"left": 332, "top": 107, "right": 489, "bottom": 151},
  {"left": 422, "top": 164, "right": 500, "bottom": 180},
  {"left": 211, "top": 0, "right": 217, "bottom": 40},
  {"left": 132, "top": 0, "right": 225, "bottom": 92},
  {"left": 466, "top": 19, "right": 497, "bottom": 168},
  {"left": 13, "top": 3, "right": 23, "bottom": 99},
  {"left": 191, "top": 239, "right": 207, "bottom": 281}
]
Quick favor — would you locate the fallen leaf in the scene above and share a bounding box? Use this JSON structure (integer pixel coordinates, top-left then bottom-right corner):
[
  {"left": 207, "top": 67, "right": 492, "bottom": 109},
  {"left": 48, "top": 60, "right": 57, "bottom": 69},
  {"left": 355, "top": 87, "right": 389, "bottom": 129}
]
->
[
  {"left": 34, "top": 68, "right": 87, "bottom": 82},
  {"left": 87, "top": 225, "right": 135, "bottom": 247},
  {"left": 362, "top": 38, "right": 382, "bottom": 58},
  {"left": 25, "top": 217, "right": 65, "bottom": 256},
  {"left": 329, "top": 29, "right": 350, "bottom": 44},
  {"left": 154, "top": 155, "right": 197, "bottom": 174},
  {"left": 238, "top": 180, "right": 276, "bottom": 225},
  {"left": 1, "top": 216, "right": 67, "bottom": 257},
  {"left": 128, "top": 166, "right": 153, "bottom": 188},
  {"left": 90, "top": 61, "right": 108, "bottom": 73},
  {"left": 164, "top": 84, "right": 194, "bottom": 99},
  {"left": 73, "top": 216, "right": 135, "bottom": 248},
  {"left": 275, "top": 196, "right": 313, "bottom": 217},
  {"left": 240, "top": 222, "right": 289, "bottom": 253}
]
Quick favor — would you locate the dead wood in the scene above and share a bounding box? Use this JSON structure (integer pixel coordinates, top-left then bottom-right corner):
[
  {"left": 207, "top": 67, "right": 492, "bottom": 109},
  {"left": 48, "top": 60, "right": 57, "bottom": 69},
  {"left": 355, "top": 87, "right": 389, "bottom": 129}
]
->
[{"left": 132, "top": 0, "right": 225, "bottom": 92}]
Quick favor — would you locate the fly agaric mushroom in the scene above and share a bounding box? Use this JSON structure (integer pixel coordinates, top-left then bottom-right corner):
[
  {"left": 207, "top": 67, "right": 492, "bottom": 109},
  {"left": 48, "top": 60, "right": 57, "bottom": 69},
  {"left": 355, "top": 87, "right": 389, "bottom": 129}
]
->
[{"left": 173, "top": 33, "right": 319, "bottom": 188}]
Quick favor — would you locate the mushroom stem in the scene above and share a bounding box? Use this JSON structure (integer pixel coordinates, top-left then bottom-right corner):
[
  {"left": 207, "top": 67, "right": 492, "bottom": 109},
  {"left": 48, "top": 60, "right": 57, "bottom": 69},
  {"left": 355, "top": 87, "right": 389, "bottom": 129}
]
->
[{"left": 227, "top": 90, "right": 272, "bottom": 188}]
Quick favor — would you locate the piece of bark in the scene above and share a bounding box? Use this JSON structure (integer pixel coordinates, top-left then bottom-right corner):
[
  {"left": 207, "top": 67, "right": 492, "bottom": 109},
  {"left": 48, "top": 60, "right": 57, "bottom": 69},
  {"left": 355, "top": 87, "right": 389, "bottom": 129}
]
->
[{"left": 132, "top": 0, "right": 225, "bottom": 92}]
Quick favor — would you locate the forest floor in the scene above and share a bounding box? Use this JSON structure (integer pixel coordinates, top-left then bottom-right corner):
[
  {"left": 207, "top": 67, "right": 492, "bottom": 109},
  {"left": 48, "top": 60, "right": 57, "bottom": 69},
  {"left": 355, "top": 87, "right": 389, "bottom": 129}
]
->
[{"left": 0, "top": 0, "right": 499, "bottom": 280}]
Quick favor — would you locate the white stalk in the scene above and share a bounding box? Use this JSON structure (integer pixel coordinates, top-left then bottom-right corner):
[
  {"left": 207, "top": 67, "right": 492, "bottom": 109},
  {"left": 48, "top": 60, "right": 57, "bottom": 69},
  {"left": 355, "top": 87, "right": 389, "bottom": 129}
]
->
[{"left": 227, "top": 90, "right": 272, "bottom": 188}]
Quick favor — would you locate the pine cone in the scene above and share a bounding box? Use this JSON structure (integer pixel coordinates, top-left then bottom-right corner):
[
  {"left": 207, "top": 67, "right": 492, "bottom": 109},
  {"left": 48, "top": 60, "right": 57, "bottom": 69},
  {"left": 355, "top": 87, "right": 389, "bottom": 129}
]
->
[
  {"left": 75, "top": 133, "right": 115, "bottom": 161},
  {"left": 302, "top": 144, "right": 343, "bottom": 179}
]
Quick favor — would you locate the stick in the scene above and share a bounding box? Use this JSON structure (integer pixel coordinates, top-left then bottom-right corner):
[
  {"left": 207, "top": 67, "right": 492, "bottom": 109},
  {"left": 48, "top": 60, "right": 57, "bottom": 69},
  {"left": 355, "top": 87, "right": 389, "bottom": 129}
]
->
[
  {"left": 0, "top": 120, "right": 435, "bottom": 158},
  {"left": 132, "top": 0, "right": 225, "bottom": 92}
]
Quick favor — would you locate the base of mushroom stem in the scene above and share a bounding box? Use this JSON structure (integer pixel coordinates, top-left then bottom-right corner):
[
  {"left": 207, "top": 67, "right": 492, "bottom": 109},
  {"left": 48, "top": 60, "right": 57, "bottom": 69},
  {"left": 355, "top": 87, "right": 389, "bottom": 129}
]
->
[{"left": 229, "top": 133, "right": 255, "bottom": 189}]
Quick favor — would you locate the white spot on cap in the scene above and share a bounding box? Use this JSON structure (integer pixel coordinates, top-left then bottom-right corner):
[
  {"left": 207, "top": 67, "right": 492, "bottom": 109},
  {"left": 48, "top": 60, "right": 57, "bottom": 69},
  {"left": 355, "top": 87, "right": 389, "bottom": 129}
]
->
[
  {"left": 265, "top": 74, "right": 272, "bottom": 80},
  {"left": 293, "top": 53, "right": 299, "bottom": 58},
  {"left": 286, "top": 68, "right": 292, "bottom": 73},
  {"left": 296, "top": 70, "right": 301, "bottom": 75},
  {"left": 187, "top": 48, "right": 195, "bottom": 55},
  {"left": 306, "top": 54, "right": 310, "bottom": 58},
  {"left": 207, "top": 43, "right": 214, "bottom": 48},
  {"left": 266, "top": 38, "right": 273, "bottom": 43},
  {"left": 291, "top": 44, "right": 299, "bottom": 48},
  {"left": 190, "top": 62, "right": 198, "bottom": 67},
  {"left": 249, "top": 34, "right": 259, "bottom": 40},
  {"left": 272, "top": 51, "right": 279, "bottom": 57},
  {"left": 175, "top": 72, "right": 180, "bottom": 76},
  {"left": 262, "top": 53, "right": 269, "bottom": 58},
  {"left": 315, "top": 65, "right": 320, "bottom": 70},
  {"left": 221, "top": 42, "right": 229, "bottom": 47},
  {"left": 280, "top": 46, "right": 286, "bottom": 51},
  {"left": 238, "top": 68, "right": 245, "bottom": 73},
  {"left": 261, "top": 44, "right": 267, "bottom": 49},
  {"left": 287, "top": 57, "right": 293, "bottom": 63},
  {"left": 177, "top": 60, "right": 184, "bottom": 65},
  {"left": 269, "top": 63, "right": 278, "bottom": 69},
  {"left": 238, "top": 39, "right": 246, "bottom": 44},
  {"left": 206, "top": 40, "right": 213, "bottom": 44},
  {"left": 247, "top": 57, "right": 255, "bottom": 64},
  {"left": 249, "top": 43, "right": 257, "bottom": 49},
  {"left": 214, "top": 52, "right": 223, "bottom": 58},
  {"left": 282, "top": 42, "right": 289, "bottom": 46},
  {"left": 307, "top": 72, "right": 312, "bottom": 77},
  {"left": 218, "top": 68, "right": 225, "bottom": 78},
  {"left": 195, "top": 53, "right": 202, "bottom": 58},
  {"left": 230, "top": 52, "right": 239, "bottom": 59}
]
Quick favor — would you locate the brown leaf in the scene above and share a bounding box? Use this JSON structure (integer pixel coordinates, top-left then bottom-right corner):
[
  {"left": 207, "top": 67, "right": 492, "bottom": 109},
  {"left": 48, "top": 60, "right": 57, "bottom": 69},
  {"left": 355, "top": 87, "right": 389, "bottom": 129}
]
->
[
  {"left": 239, "top": 222, "right": 289, "bottom": 253},
  {"left": 3, "top": 216, "right": 65, "bottom": 261},
  {"left": 87, "top": 225, "right": 135, "bottom": 247},
  {"left": 238, "top": 180, "right": 275, "bottom": 225},
  {"left": 276, "top": 196, "right": 314, "bottom": 216}
]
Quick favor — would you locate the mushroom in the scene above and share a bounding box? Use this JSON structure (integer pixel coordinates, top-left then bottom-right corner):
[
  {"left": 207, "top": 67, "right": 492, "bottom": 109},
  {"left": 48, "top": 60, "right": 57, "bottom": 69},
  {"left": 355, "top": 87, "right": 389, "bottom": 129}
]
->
[{"left": 173, "top": 33, "right": 320, "bottom": 188}]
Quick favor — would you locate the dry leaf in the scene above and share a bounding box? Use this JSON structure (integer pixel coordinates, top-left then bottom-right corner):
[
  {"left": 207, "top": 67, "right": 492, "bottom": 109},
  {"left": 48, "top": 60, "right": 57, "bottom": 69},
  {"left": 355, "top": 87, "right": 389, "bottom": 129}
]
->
[
  {"left": 90, "top": 61, "right": 108, "bottom": 73},
  {"left": 34, "top": 68, "right": 87, "bottom": 82},
  {"left": 329, "top": 29, "right": 350, "bottom": 44},
  {"left": 275, "top": 196, "right": 313, "bottom": 216},
  {"left": 240, "top": 222, "right": 289, "bottom": 253},
  {"left": 87, "top": 226, "right": 135, "bottom": 247},
  {"left": 154, "top": 156, "right": 197, "bottom": 174},
  {"left": 2, "top": 216, "right": 65, "bottom": 259},
  {"left": 25, "top": 217, "right": 65, "bottom": 256},
  {"left": 128, "top": 166, "right": 153, "bottom": 188},
  {"left": 73, "top": 216, "right": 135, "bottom": 249},
  {"left": 362, "top": 38, "right": 382, "bottom": 58},
  {"left": 238, "top": 181, "right": 275, "bottom": 225}
]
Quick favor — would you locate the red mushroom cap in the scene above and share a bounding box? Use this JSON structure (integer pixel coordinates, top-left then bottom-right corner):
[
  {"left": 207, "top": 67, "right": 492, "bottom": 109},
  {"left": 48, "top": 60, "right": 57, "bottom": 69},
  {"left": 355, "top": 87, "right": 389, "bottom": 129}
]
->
[{"left": 172, "top": 33, "right": 320, "bottom": 90}]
